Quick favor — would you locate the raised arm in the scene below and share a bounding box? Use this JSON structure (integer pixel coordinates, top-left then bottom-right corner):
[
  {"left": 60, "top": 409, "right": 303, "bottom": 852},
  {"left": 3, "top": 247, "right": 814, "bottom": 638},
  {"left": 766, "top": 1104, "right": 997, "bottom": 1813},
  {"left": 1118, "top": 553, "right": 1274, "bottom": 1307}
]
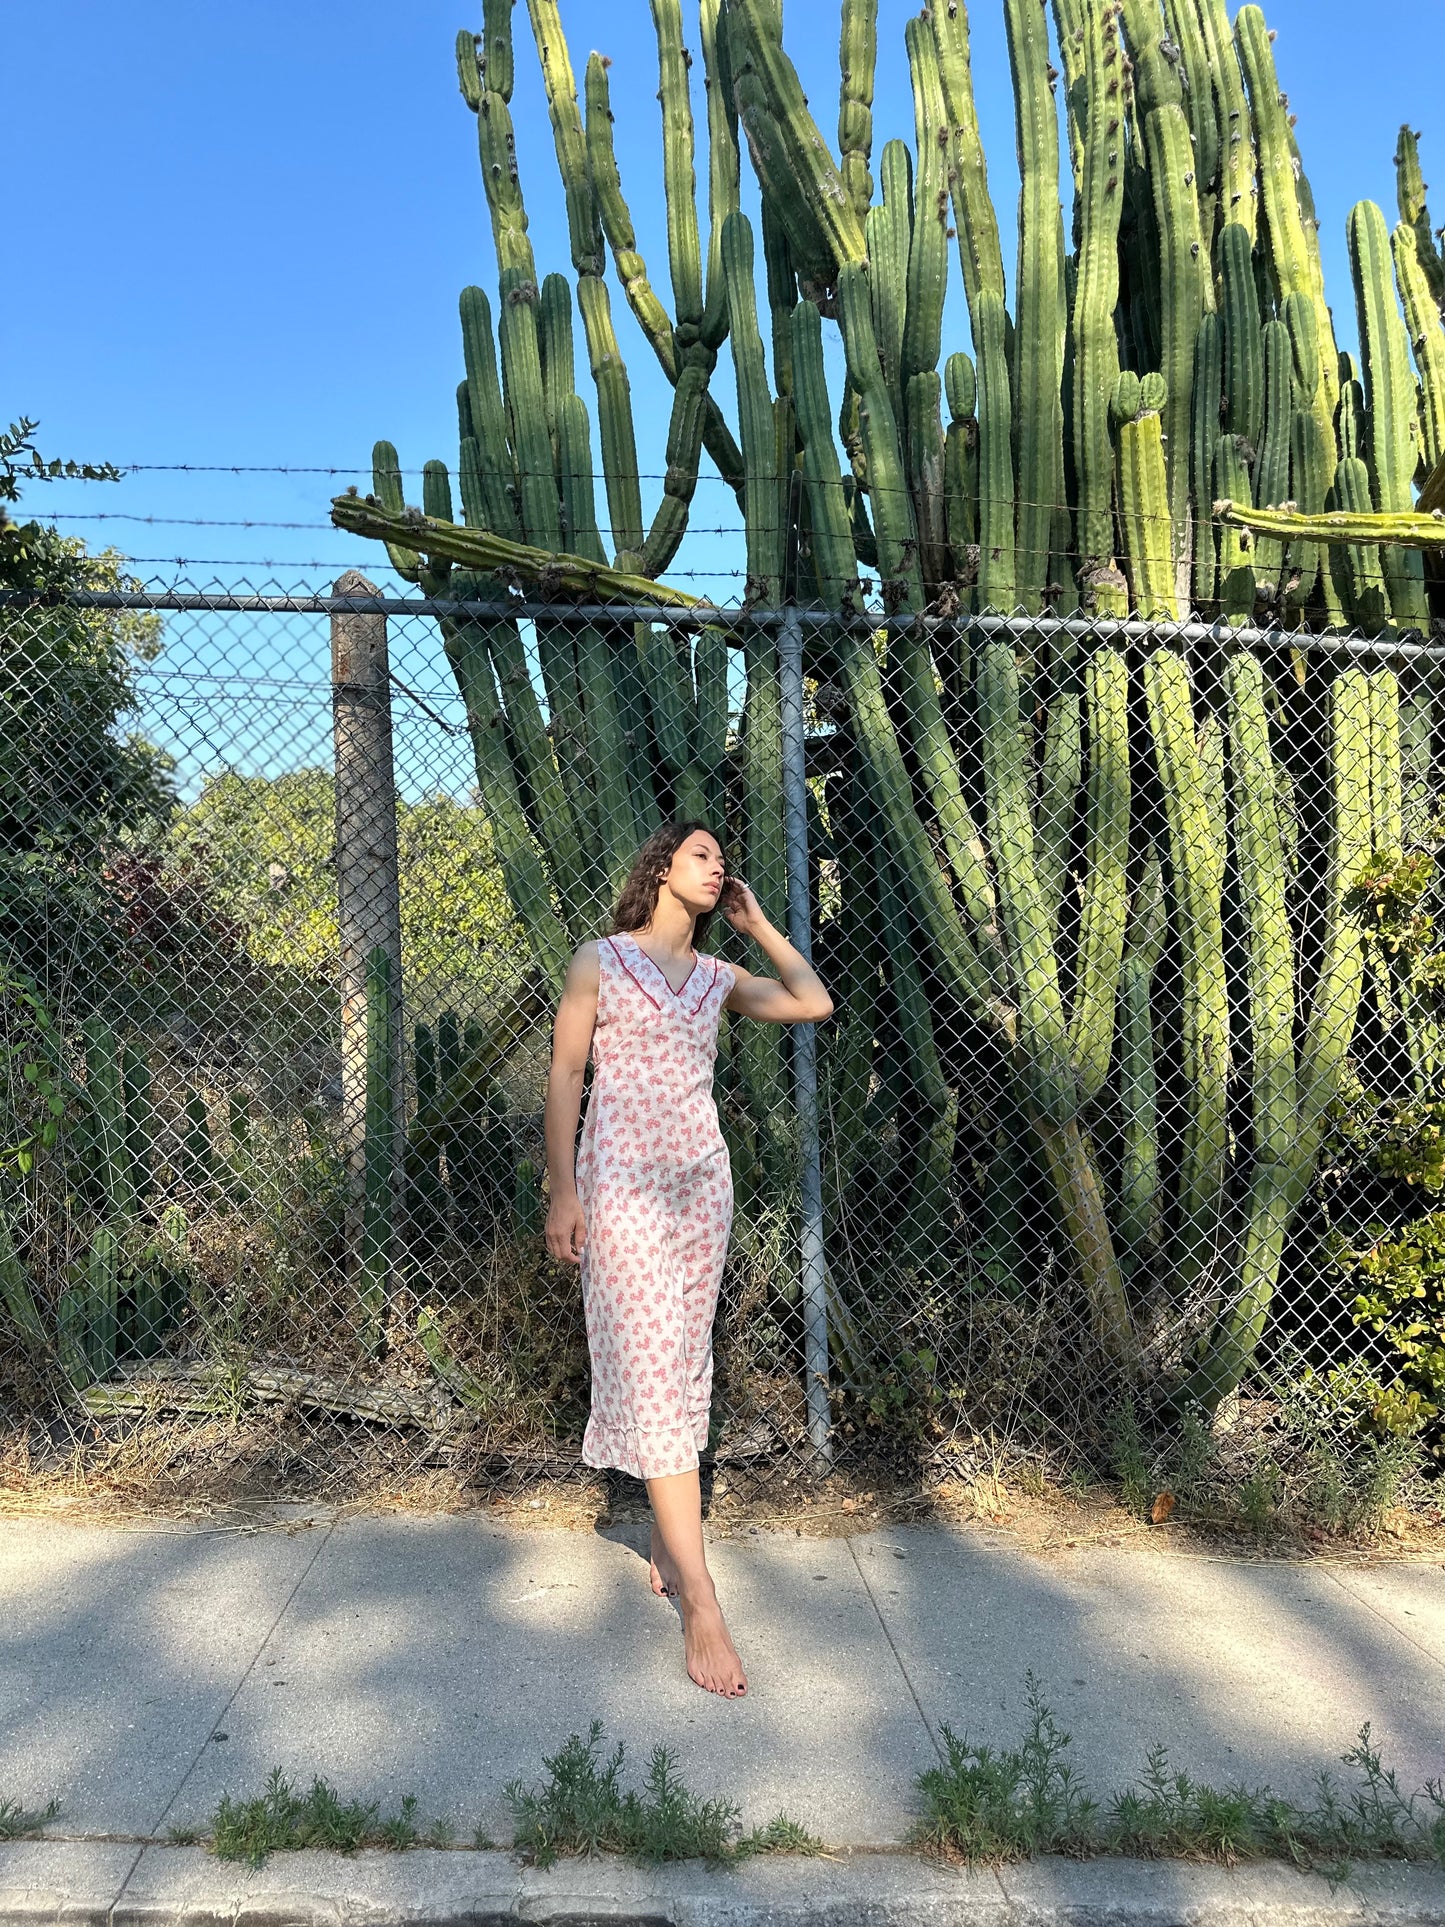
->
[
  {"left": 543, "top": 941, "right": 600, "bottom": 1264},
  {"left": 720, "top": 882, "right": 834, "bottom": 1024}
]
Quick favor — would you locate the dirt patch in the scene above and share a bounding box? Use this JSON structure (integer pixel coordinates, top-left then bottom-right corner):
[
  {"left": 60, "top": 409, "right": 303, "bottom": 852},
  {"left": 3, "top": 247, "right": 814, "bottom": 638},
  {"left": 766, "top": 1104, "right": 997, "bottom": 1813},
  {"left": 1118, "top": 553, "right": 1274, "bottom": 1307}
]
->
[{"left": 5, "top": 1427, "right": 1443, "bottom": 1565}]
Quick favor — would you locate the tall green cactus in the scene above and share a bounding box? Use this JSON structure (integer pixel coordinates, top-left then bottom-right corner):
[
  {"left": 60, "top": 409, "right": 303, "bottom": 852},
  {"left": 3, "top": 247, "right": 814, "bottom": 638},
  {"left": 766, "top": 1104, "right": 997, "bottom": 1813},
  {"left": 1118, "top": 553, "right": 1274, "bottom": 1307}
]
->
[
  {"left": 1214, "top": 431, "right": 1256, "bottom": 621},
  {"left": 340, "top": 0, "right": 1445, "bottom": 1441},
  {"left": 1004, "top": 0, "right": 1066, "bottom": 615},
  {"left": 1144, "top": 649, "right": 1229, "bottom": 1292},
  {"left": 1350, "top": 200, "right": 1430, "bottom": 628},
  {"left": 1070, "top": 0, "right": 1126, "bottom": 616},
  {"left": 837, "top": 0, "right": 878, "bottom": 223},
  {"left": 1137, "top": 62, "right": 1207, "bottom": 571},
  {"left": 1393, "top": 221, "right": 1445, "bottom": 477},
  {"left": 1115, "top": 857, "right": 1165, "bottom": 1281},
  {"left": 932, "top": 0, "right": 1015, "bottom": 611},
  {"left": 1191, "top": 312, "right": 1223, "bottom": 610},
  {"left": 1395, "top": 126, "right": 1445, "bottom": 323},
  {"left": 1198, "top": 0, "right": 1256, "bottom": 243},
  {"left": 1115, "top": 373, "right": 1179, "bottom": 618},
  {"left": 1235, "top": 6, "right": 1341, "bottom": 530},
  {"left": 869, "top": 141, "right": 913, "bottom": 437},
  {"left": 1177, "top": 666, "right": 1377, "bottom": 1413}
]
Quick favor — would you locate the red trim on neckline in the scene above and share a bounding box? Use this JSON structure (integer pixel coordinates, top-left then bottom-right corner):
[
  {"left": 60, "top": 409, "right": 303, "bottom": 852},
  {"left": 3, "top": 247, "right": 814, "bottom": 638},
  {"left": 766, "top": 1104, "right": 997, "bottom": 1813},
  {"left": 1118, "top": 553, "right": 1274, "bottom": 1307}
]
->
[
  {"left": 621, "top": 932, "right": 700, "bottom": 1002},
  {"left": 685, "top": 953, "right": 721, "bottom": 1014},
  {"left": 604, "top": 934, "right": 662, "bottom": 1011}
]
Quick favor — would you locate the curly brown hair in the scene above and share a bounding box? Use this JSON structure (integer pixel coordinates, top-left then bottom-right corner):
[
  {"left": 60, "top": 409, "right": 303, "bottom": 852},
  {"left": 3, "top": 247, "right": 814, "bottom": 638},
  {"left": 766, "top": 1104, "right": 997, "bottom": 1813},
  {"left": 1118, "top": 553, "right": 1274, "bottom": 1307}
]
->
[{"left": 605, "top": 819, "right": 730, "bottom": 950}]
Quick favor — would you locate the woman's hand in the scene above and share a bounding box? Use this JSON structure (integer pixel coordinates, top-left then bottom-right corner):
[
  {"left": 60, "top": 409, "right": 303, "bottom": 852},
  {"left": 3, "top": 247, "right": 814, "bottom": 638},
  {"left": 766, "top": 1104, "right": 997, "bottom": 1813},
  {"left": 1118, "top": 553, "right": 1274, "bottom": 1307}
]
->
[
  {"left": 545, "top": 1192, "right": 587, "bottom": 1265},
  {"left": 718, "top": 876, "right": 770, "bottom": 941}
]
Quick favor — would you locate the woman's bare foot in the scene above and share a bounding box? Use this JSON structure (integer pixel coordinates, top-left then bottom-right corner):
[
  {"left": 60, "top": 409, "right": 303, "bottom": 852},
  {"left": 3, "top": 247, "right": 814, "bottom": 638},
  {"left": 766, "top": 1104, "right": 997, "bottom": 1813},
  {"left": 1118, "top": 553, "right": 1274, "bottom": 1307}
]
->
[
  {"left": 648, "top": 1524, "right": 680, "bottom": 1599},
  {"left": 678, "top": 1582, "right": 747, "bottom": 1697}
]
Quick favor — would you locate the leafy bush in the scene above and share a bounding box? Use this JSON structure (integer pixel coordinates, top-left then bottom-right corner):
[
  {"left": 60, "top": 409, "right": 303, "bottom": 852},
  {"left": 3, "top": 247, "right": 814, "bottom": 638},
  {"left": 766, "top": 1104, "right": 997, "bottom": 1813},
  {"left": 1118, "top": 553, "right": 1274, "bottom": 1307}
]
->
[
  {"left": 1333, "top": 1213, "right": 1445, "bottom": 1455},
  {"left": 0, "top": 517, "right": 173, "bottom": 995}
]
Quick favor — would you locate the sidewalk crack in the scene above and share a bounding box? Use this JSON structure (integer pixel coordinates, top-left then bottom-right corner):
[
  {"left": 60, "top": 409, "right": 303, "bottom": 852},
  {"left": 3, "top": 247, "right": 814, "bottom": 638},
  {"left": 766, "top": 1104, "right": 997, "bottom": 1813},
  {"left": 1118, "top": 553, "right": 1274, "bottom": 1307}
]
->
[
  {"left": 1323, "top": 1565, "right": 1445, "bottom": 1673},
  {"left": 108, "top": 1844, "right": 144, "bottom": 1927},
  {"left": 146, "top": 1515, "right": 339, "bottom": 1837},
  {"left": 845, "top": 1535, "right": 946, "bottom": 1764}
]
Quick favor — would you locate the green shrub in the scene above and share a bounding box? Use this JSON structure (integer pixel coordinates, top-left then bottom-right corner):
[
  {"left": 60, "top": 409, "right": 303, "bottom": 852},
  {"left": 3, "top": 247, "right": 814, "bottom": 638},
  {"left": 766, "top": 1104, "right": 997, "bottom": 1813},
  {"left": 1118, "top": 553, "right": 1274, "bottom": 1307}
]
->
[{"left": 1333, "top": 1212, "right": 1445, "bottom": 1449}]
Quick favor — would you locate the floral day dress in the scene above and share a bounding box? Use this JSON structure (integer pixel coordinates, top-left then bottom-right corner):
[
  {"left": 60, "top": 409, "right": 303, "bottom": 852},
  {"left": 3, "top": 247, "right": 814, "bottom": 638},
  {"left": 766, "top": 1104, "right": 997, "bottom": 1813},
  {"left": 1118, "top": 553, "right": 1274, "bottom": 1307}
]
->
[{"left": 576, "top": 932, "right": 738, "bottom": 1481}]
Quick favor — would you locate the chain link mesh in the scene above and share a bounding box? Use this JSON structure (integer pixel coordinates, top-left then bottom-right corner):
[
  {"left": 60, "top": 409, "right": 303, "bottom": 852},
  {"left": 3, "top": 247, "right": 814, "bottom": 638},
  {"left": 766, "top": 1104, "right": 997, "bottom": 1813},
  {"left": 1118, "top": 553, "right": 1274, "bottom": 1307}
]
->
[{"left": 2, "top": 574, "right": 1444, "bottom": 1516}]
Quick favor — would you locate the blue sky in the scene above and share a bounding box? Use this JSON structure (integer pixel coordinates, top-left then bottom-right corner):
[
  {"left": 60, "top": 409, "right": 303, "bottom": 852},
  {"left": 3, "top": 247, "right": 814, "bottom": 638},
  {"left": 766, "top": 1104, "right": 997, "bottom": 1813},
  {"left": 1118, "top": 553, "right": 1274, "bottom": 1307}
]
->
[{"left": 9, "top": 0, "right": 1444, "bottom": 600}]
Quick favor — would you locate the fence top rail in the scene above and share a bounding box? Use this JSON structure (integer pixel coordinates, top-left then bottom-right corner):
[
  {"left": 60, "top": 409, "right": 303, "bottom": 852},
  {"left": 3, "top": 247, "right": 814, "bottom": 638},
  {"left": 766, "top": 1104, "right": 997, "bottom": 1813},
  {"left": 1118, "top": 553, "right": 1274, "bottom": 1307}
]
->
[{"left": 3, "top": 585, "right": 1445, "bottom": 660}]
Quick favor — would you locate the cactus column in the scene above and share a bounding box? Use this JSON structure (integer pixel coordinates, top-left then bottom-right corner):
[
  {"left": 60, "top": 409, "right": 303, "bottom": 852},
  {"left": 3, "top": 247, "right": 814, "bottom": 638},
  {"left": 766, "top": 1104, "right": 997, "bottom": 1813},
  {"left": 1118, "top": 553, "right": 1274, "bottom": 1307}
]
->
[
  {"left": 1350, "top": 200, "right": 1431, "bottom": 628},
  {"left": 1004, "top": 0, "right": 1067, "bottom": 615},
  {"left": 1070, "top": 0, "right": 1127, "bottom": 615}
]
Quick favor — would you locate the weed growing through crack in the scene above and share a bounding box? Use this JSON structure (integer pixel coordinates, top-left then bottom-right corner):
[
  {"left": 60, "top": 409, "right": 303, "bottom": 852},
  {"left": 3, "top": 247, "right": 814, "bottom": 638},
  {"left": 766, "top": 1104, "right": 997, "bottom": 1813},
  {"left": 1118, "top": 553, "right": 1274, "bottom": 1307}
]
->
[
  {"left": 914, "top": 1675, "right": 1099, "bottom": 1861},
  {"left": 208, "top": 1769, "right": 454, "bottom": 1868},
  {"left": 505, "top": 1720, "right": 823, "bottom": 1868},
  {"left": 0, "top": 1797, "right": 59, "bottom": 1840},
  {"left": 914, "top": 1680, "right": 1445, "bottom": 1872}
]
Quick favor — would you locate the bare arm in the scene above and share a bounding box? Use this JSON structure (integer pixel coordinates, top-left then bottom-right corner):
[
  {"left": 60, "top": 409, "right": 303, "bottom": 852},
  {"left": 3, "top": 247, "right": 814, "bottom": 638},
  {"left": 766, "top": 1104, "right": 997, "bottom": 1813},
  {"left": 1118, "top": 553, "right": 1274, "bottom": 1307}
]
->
[
  {"left": 543, "top": 942, "right": 599, "bottom": 1264},
  {"left": 720, "top": 883, "right": 834, "bottom": 1024}
]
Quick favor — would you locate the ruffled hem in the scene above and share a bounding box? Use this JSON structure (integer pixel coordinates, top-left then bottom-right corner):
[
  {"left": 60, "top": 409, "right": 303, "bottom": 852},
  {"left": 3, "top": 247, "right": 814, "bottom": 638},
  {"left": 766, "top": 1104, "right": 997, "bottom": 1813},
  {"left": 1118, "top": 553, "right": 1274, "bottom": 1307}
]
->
[{"left": 581, "top": 1412, "right": 710, "bottom": 1482}]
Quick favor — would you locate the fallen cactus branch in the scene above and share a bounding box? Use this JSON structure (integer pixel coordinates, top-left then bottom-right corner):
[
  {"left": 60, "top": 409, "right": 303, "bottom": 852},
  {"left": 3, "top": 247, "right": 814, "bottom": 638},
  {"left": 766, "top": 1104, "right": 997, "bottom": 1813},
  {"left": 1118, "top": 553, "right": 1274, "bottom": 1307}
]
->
[{"left": 1215, "top": 498, "right": 1445, "bottom": 550}]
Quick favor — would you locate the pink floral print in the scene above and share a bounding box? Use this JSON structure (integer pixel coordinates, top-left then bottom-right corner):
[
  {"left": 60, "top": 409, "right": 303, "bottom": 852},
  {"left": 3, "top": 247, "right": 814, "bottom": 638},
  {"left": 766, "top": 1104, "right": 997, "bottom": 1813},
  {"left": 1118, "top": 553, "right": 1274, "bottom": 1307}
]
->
[{"left": 576, "top": 932, "right": 738, "bottom": 1481}]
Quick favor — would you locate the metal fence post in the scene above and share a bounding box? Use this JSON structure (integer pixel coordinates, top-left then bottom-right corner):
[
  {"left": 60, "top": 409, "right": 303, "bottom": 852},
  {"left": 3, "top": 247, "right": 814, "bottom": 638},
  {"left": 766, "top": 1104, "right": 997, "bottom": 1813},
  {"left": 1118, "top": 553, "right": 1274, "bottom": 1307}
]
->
[
  {"left": 330, "top": 570, "right": 404, "bottom": 1347},
  {"left": 778, "top": 606, "right": 833, "bottom": 1463}
]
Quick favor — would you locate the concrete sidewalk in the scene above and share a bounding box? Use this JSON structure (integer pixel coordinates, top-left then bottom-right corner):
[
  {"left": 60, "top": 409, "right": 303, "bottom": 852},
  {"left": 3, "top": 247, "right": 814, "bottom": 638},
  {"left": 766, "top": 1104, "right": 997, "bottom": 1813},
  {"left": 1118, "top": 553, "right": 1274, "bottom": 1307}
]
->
[{"left": 1, "top": 1509, "right": 1443, "bottom": 1921}]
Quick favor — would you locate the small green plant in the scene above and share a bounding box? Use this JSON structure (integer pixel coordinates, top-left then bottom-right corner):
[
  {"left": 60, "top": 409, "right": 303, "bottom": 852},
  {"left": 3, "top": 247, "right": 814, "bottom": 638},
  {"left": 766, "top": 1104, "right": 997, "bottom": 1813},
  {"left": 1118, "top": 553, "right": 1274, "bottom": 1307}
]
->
[
  {"left": 1106, "top": 1746, "right": 1286, "bottom": 1861},
  {"left": 912, "top": 1675, "right": 1099, "bottom": 1863},
  {"left": 207, "top": 1768, "right": 448, "bottom": 1869},
  {"left": 1236, "top": 1459, "right": 1285, "bottom": 1536},
  {"left": 1106, "top": 1397, "right": 1155, "bottom": 1516},
  {"left": 0, "top": 971, "right": 66, "bottom": 1178},
  {"left": 505, "top": 1721, "right": 820, "bottom": 1868},
  {"left": 0, "top": 1796, "right": 59, "bottom": 1840},
  {"left": 914, "top": 1683, "right": 1445, "bottom": 1872}
]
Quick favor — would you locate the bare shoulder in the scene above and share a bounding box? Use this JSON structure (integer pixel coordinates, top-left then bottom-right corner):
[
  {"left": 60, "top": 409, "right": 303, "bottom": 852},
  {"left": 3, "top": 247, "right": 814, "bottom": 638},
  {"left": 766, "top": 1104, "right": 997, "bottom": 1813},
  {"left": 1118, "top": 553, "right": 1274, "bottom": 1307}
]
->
[{"left": 564, "top": 940, "right": 602, "bottom": 995}]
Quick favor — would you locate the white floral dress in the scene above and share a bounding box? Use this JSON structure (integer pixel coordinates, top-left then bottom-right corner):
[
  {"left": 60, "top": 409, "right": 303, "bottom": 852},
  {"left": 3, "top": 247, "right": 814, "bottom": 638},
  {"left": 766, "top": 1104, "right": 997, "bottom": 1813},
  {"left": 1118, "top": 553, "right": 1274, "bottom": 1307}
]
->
[{"left": 576, "top": 932, "right": 737, "bottom": 1480}]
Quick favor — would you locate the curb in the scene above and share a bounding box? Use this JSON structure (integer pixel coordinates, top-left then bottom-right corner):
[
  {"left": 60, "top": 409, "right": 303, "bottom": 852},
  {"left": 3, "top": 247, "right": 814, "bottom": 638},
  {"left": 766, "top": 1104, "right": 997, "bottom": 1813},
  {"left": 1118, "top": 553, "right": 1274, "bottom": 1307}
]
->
[{"left": 4, "top": 1843, "right": 1445, "bottom": 1927}]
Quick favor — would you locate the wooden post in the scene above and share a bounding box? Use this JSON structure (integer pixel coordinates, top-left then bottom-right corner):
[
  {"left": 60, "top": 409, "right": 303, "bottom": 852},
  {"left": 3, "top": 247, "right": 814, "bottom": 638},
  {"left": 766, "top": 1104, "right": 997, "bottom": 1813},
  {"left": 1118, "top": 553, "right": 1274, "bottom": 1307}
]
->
[{"left": 330, "top": 570, "right": 403, "bottom": 1349}]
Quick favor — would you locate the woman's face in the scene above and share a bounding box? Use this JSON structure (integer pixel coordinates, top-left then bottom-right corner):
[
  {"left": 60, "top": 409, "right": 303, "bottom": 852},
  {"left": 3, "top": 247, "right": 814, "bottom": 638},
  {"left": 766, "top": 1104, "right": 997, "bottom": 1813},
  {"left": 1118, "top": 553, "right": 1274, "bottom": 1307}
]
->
[{"left": 662, "top": 832, "right": 726, "bottom": 915}]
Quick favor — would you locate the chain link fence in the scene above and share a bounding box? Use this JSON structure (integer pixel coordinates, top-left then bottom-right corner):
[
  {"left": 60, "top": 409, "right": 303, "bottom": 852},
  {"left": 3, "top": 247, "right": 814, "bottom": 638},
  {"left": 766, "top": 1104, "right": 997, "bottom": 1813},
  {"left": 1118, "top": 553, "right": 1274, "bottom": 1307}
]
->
[{"left": 3, "top": 571, "right": 1445, "bottom": 1521}]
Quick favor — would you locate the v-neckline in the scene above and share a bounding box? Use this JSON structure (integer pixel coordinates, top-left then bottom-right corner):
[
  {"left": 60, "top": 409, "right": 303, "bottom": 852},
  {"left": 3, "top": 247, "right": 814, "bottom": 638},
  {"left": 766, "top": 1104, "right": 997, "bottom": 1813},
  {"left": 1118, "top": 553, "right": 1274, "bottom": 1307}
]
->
[{"left": 621, "top": 932, "right": 700, "bottom": 999}]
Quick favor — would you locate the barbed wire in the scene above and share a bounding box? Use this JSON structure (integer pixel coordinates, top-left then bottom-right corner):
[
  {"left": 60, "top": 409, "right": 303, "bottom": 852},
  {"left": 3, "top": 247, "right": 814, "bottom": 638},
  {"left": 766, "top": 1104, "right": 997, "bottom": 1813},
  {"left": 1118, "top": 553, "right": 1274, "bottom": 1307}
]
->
[
  {"left": 67, "top": 554, "right": 759, "bottom": 577},
  {"left": 102, "top": 463, "right": 745, "bottom": 481},
  {"left": 43, "top": 507, "right": 1248, "bottom": 539}
]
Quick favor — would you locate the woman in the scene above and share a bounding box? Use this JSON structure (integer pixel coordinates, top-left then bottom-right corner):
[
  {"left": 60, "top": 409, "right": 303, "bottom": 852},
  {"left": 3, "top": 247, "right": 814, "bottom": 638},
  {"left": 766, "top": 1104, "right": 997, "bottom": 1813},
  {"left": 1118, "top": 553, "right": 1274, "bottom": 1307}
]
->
[{"left": 543, "top": 820, "right": 833, "bottom": 1699}]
